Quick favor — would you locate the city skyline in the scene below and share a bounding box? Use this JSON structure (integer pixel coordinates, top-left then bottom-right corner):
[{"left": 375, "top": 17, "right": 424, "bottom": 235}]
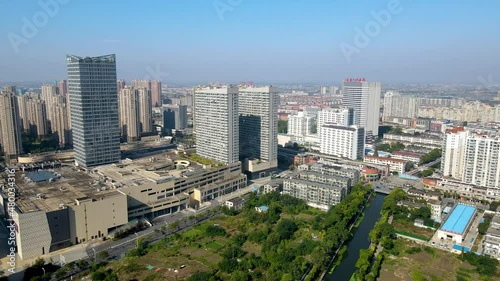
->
[{"left": 0, "top": 1, "right": 499, "bottom": 84}]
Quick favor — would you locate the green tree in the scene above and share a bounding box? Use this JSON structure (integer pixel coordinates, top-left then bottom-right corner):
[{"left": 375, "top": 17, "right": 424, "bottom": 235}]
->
[
  {"left": 278, "top": 120, "right": 288, "bottom": 134},
  {"left": 421, "top": 169, "right": 435, "bottom": 177},
  {"left": 277, "top": 219, "right": 298, "bottom": 240},
  {"left": 405, "top": 161, "right": 415, "bottom": 172},
  {"left": 97, "top": 251, "right": 109, "bottom": 261},
  {"left": 478, "top": 219, "right": 491, "bottom": 235}
]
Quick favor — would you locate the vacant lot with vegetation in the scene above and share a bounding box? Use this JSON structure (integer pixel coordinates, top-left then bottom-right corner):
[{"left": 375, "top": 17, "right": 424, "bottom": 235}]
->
[
  {"left": 82, "top": 183, "right": 372, "bottom": 281},
  {"left": 378, "top": 239, "right": 500, "bottom": 281}
]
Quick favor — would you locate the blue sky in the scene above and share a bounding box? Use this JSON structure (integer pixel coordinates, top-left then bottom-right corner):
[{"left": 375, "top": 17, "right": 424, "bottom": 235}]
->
[{"left": 0, "top": 0, "right": 499, "bottom": 84}]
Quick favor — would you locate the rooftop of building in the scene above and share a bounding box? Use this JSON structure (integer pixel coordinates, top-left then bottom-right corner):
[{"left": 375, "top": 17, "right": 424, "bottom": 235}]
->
[
  {"left": 364, "top": 155, "right": 406, "bottom": 163},
  {"left": 291, "top": 170, "right": 350, "bottom": 182},
  {"left": 227, "top": 197, "right": 244, "bottom": 205},
  {"left": 284, "top": 178, "right": 346, "bottom": 191},
  {"left": 89, "top": 152, "right": 224, "bottom": 190},
  {"left": 485, "top": 226, "right": 500, "bottom": 237},
  {"left": 5, "top": 165, "right": 124, "bottom": 213},
  {"left": 391, "top": 150, "right": 424, "bottom": 157},
  {"left": 407, "top": 188, "right": 441, "bottom": 197},
  {"left": 6, "top": 151, "right": 234, "bottom": 213},
  {"left": 440, "top": 204, "right": 476, "bottom": 235},
  {"left": 321, "top": 124, "right": 359, "bottom": 131},
  {"left": 308, "top": 163, "right": 358, "bottom": 173},
  {"left": 491, "top": 215, "right": 500, "bottom": 225}
]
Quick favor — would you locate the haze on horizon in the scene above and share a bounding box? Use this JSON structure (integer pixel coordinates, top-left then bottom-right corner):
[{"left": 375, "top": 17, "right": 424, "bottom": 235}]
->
[{"left": 0, "top": 0, "right": 499, "bottom": 85}]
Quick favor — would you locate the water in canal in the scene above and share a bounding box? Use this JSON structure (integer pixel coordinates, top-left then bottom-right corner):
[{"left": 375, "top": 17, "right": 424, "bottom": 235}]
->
[{"left": 324, "top": 193, "right": 386, "bottom": 281}]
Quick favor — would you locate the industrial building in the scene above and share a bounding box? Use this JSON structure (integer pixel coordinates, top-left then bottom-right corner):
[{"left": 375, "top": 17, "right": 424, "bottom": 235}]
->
[{"left": 437, "top": 204, "right": 477, "bottom": 243}]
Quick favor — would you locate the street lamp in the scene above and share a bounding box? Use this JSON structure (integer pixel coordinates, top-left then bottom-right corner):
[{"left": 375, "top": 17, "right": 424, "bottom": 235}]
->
[
  {"left": 92, "top": 248, "right": 97, "bottom": 262},
  {"left": 41, "top": 267, "right": 46, "bottom": 275}
]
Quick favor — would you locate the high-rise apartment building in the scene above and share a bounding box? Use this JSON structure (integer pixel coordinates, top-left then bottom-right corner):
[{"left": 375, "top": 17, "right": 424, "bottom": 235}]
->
[
  {"left": 162, "top": 104, "right": 187, "bottom": 134},
  {"left": 441, "top": 128, "right": 469, "bottom": 179},
  {"left": 16, "top": 94, "right": 30, "bottom": 132},
  {"left": 41, "top": 84, "right": 58, "bottom": 130},
  {"left": 117, "top": 79, "right": 126, "bottom": 95},
  {"left": 119, "top": 87, "right": 141, "bottom": 142},
  {"left": 319, "top": 125, "right": 365, "bottom": 160},
  {"left": 0, "top": 87, "right": 23, "bottom": 161},
  {"left": 26, "top": 98, "right": 48, "bottom": 137},
  {"left": 131, "top": 80, "right": 161, "bottom": 107},
  {"left": 151, "top": 80, "right": 162, "bottom": 107},
  {"left": 57, "top": 80, "right": 68, "bottom": 96},
  {"left": 383, "top": 91, "right": 419, "bottom": 120},
  {"left": 342, "top": 79, "right": 381, "bottom": 137},
  {"left": 288, "top": 112, "right": 315, "bottom": 137},
  {"left": 463, "top": 135, "right": 500, "bottom": 189},
  {"left": 52, "top": 97, "right": 71, "bottom": 147},
  {"left": 239, "top": 86, "right": 279, "bottom": 178},
  {"left": 66, "top": 54, "right": 120, "bottom": 167},
  {"left": 194, "top": 85, "right": 239, "bottom": 164},
  {"left": 138, "top": 88, "right": 153, "bottom": 134},
  {"left": 317, "top": 107, "right": 355, "bottom": 131}
]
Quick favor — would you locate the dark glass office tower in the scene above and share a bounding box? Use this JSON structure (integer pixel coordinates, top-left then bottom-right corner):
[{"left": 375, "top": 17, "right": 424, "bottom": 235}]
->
[{"left": 67, "top": 54, "right": 120, "bottom": 167}]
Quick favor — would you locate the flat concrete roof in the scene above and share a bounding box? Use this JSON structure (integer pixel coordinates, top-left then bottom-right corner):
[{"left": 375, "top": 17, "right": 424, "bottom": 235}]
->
[
  {"left": 11, "top": 165, "right": 123, "bottom": 213},
  {"left": 93, "top": 152, "right": 204, "bottom": 190}
]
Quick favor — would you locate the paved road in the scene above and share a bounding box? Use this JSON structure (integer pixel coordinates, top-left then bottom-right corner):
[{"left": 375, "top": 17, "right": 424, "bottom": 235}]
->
[
  {"left": 87, "top": 176, "right": 271, "bottom": 261},
  {"left": 406, "top": 159, "right": 441, "bottom": 176}
]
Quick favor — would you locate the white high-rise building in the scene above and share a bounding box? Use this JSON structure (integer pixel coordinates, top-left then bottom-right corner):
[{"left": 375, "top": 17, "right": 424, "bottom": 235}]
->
[
  {"left": 317, "top": 107, "right": 355, "bottom": 132},
  {"left": 342, "top": 80, "right": 381, "bottom": 137},
  {"left": 67, "top": 54, "right": 121, "bottom": 167},
  {"left": 319, "top": 125, "right": 365, "bottom": 160},
  {"left": 383, "top": 91, "right": 419, "bottom": 120},
  {"left": 463, "top": 135, "right": 500, "bottom": 189},
  {"left": 0, "top": 87, "right": 23, "bottom": 161},
  {"left": 441, "top": 128, "right": 469, "bottom": 179},
  {"left": 194, "top": 85, "right": 239, "bottom": 164},
  {"left": 288, "top": 112, "right": 315, "bottom": 137}
]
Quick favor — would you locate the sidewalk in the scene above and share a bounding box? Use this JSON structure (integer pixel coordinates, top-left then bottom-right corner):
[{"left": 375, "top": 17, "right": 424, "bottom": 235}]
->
[{"left": 0, "top": 241, "right": 88, "bottom": 277}]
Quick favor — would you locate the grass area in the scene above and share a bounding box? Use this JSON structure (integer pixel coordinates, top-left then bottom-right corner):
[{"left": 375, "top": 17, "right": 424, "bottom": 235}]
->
[
  {"left": 378, "top": 239, "right": 499, "bottom": 281},
  {"left": 206, "top": 241, "right": 224, "bottom": 252},
  {"left": 184, "top": 153, "right": 223, "bottom": 166},
  {"left": 392, "top": 219, "right": 435, "bottom": 240}
]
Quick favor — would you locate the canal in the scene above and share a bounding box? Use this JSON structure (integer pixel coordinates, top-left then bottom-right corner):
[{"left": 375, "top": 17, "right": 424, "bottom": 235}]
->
[{"left": 324, "top": 193, "right": 386, "bottom": 281}]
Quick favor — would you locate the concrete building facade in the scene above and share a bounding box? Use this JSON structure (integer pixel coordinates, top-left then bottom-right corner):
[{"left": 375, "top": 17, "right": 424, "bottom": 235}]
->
[
  {"left": 287, "top": 112, "right": 315, "bottom": 137},
  {"left": 342, "top": 80, "right": 381, "bottom": 137},
  {"left": 238, "top": 85, "right": 279, "bottom": 178},
  {"left": 194, "top": 85, "right": 239, "bottom": 164},
  {"left": 319, "top": 125, "right": 365, "bottom": 160},
  {"left": 0, "top": 87, "right": 23, "bottom": 161}
]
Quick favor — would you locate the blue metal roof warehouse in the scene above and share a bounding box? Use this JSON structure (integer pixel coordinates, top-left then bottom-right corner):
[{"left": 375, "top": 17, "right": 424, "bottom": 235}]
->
[{"left": 440, "top": 204, "right": 476, "bottom": 235}]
